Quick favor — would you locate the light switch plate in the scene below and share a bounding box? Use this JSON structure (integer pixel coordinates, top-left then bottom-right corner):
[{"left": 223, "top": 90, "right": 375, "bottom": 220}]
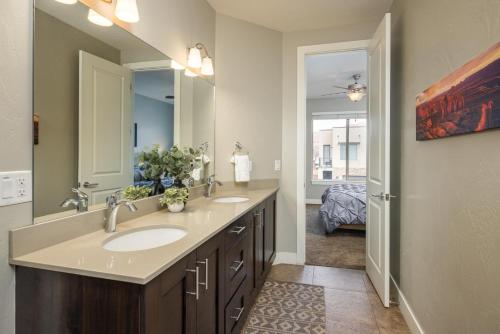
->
[
  {"left": 0, "top": 171, "right": 32, "bottom": 206},
  {"left": 274, "top": 160, "right": 281, "bottom": 171}
]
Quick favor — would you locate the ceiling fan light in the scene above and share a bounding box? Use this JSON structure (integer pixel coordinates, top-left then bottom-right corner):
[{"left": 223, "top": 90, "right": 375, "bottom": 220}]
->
[
  {"left": 88, "top": 9, "right": 113, "bottom": 27},
  {"left": 201, "top": 57, "right": 214, "bottom": 76},
  {"left": 347, "top": 91, "right": 365, "bottom": 102},
  {"left": 115, "top": 0, "right": 140, "bottom": 23},
  {"left": 170, "top": 60, "right": 185, "bottom": 70},
  {"left": 184, "top": 69, "right": 198, "bottom": 77},
  {"left": 187, "top": 47, "right": 202, "bottom": 68},
  {"left": 54, "top": 0, "right": 77, "bottom": 4}
]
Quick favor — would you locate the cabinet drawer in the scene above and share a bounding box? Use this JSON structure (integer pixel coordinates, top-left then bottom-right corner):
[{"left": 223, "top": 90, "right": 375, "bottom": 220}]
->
[
  {"left": 225, "top": 280, "right": 249, "bottom": 334},
  {"left": 225, "top": 232, "right": 249, "bottom": 303},
  {"left": 224, "top": 214, "right": 250, "bottom": 250}
]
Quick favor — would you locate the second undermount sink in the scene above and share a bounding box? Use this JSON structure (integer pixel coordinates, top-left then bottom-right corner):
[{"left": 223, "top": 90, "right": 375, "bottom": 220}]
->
[
  {"left": 103, "top": 226, "right": 187, "bottom": 252},
  {"left": 213, "top": 196, "right": 250, "bottom": 203}
]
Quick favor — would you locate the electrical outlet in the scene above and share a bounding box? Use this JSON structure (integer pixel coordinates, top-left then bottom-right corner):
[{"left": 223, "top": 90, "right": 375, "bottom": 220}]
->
[
  {"left": 0, "top": 171, "right": 32, "bottom": 206},
  {"left": 274, "top": 160, "right": 281, "bottom": 171}
]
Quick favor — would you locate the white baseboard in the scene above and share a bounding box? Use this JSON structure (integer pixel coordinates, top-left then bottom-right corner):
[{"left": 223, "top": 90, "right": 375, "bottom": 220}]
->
[
  {"left": 305, "top": 198, "right": 322, "bottom": 204},
  {"left": 273, "top": 252, "right": 298, "bottom": 265},
  {"left": 390, "top": 275, "right": 425, "bottom": 334}
]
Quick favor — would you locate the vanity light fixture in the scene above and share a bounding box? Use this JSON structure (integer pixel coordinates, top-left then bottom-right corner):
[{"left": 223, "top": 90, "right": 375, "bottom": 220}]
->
[
  {"left": 88, "top": 9, "right": 114, "bottom": 27},
  {"left": 115, "top": 0, "right": 140, "bottom": 23},
  {"left": 184, "top": 69, "right": 198, "bottom": 77},
  {"left": 170, "top": 60, "right": 185, "bottom": 70},
  {"left": 187, "top": 43, "right": 214, "bottom": 76},
  {"left": 54, "top": 0, "right": 77, "bottom": 4}
]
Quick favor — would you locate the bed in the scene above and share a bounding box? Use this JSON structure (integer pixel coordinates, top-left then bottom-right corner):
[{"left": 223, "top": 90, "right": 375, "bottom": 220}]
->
[{"left": 319, "top": 183, "right": 366, "bottom": 233}]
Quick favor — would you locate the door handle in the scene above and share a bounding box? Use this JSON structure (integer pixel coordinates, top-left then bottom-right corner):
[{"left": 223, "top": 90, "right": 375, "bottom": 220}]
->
[
  {"left": 186, "top": 267, "right": 199, "bottom": 300},
  {"left": 197, "top": 259, "right": 209, "bottom": 291},
  {"left": 370, "top": 192, "right": 385, "bottom": 200},
  {"left": 231, "top": 307, "right": 245, "bottom": 321},
  {"left": 230, "top": 260, "right": 244, "bottom": 272},
  {"left": 229, "top": 226, "right": 246, "bottom": 235},
  {"left": 82, "top": 182, "right": 99, "bottom": 188}
]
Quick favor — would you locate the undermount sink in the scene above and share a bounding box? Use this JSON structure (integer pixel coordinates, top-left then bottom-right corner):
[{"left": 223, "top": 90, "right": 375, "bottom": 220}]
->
[
  {"left": 213, "top": 196, "right": 250, "bottom": 203},
  {"left": 103, "top": 226, "right": 187, "bottom": 252}
]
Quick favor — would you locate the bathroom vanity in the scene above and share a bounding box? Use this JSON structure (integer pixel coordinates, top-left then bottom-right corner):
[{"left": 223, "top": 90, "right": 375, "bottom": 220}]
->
[{"left": 13, "top": 190, "right": 277, "bottom": 334}]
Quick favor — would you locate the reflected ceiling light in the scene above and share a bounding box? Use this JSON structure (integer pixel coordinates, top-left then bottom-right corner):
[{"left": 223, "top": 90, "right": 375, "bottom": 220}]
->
[
  {"left": 88, "top": 9, "right": 113, "bottom": 27},
  {"left": 54, "top": 0, "right": 77, "bottom": 4},
  {"left": 184, "top": 69, "right": 198, "bottom": 77},
  {"left": 201, "top": 57, "right": 214, "bottom": 76},
  {"left": 187, "top": 47, "right": 202, "bottom": 68},
  {"left": 187, "top": 43, "right": 214, "bottom": 75},
  {"left": 170, "top": 60, "right": 185, "bottom": 70},
  {"left": 115, "top": 0, "right": 140, "bottom": 23}
]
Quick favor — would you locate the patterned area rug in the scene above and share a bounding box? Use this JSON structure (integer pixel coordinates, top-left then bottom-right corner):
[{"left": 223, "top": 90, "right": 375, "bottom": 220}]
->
[{"left": 243, "top": 281, "right": 326, "bottom": 334}]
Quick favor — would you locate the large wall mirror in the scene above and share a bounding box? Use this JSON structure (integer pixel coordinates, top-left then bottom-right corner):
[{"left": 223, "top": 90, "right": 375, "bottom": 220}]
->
[{"left": 33, "top": 0, "right": 215, "bottom": 221}]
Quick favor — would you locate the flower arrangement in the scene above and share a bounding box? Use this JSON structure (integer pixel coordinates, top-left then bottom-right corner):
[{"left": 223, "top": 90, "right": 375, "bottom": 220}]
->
[
  {"left": 159, "top": 187, "right": 189, "bottom": 212},
  {"left": 163, "top": 145, "right": 200, "bottom": 186},
  {"left": 122, "top": 185, "right": 151, "bottom": 201}
]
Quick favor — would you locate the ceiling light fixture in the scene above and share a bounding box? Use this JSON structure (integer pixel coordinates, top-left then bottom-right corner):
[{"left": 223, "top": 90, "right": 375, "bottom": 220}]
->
[
  {"left": 88, "top": 9, "right": 114, "bottom": 27},
  {"left": 115, "top": 0, "right": 140, "bottom": 23},
  {"left": 184, "top": 69, "right": 198, "bottom": 77},
  {"left": 54, "top": 0, "right": 77, "bottom": 4},
  {"left": 347, "top": 90, "right": 366, "bottom": 102},
  {"left": 187, "top": 43, "right": 214, "bottom": 76},
  {"left": 170, "top": 60, "right": 185, "bottom": 70}
]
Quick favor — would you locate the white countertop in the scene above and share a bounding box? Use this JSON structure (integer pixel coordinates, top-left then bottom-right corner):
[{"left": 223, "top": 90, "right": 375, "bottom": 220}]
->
[{"left": 10, "top": 187, "right": 278, "bottom": 284}]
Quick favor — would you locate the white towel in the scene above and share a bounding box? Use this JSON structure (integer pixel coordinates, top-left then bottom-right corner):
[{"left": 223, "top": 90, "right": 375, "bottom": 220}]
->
[
  {"left": 191, "top": 167, "right": 202, "bottom": 181},
  {"left": 202, "top": 154, "right": 210, "bottom": 164},
  {"left": 234, "top": 155, "right": 251, "bottom": 182}
]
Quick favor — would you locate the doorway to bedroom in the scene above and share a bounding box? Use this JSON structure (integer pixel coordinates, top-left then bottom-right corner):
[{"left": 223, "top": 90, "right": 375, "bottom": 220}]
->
[{"left": 304, "top": 49, "right": 368, "bottom": 270}]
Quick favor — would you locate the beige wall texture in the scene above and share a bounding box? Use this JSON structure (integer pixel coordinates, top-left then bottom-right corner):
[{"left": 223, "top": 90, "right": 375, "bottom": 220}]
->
[
  {"left": 214, "top": 14, "right": 282, "bottom": 183},
  {"left": 0, "top": 1, "right": 33, "bottom": 333},
  {"left": 34, "top": 9, "right": 121, "bottom": 217},
  {"left": 390, "top": 0, "right": 500, "bottom": 332},
  {"left": 279, "top": 21, "right": 380, "bottom": 253},
  {"left": 0, "top": 0, "right": 215, "bottom": 333}
]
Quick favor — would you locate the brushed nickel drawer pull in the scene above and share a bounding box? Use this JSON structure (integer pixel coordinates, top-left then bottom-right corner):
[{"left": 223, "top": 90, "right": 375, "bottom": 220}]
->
[
  {"left": 185, "top": 267, "right": 199, "bottom": 300},
  {"left": 231, "top": 307, "right": 245, "bottom": 321},
  {"left": 197, "top": 258, "right": 209, "bottom": 291},
  {"left": 230, "top": 260, "right": 244, "bottom": 272},
  {"left": 229, "top": 226, "right": 246, "bottom": 235}
]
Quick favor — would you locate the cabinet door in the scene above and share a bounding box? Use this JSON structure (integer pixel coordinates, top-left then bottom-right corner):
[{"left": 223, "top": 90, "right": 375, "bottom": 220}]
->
[
  {"left": 264, "top": 194, "right": 277, "bottom": 270},
  {"left": 144, "top": 252, "right": 197, "bottom": 334},
  {"left": 253, "top": 204, "right": 266, "bottom": 289},
  {"left": 196, "top": 232, "right": 224, "bottom": 334}
]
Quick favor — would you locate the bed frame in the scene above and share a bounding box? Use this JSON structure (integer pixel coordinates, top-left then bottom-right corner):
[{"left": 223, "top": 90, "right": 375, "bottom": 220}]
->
[{"left": 338, "top": 224, "right": 366, "bottom": 231}]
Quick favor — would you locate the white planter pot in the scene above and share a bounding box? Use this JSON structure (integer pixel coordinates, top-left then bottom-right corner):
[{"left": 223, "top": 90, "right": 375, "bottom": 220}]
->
[{"left": 167, "top": 202, "right": 185, "bottom": 213}]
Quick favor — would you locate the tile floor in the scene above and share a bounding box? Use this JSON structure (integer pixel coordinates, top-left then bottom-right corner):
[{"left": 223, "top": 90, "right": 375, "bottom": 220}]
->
[{"left": 266, "top": 264, "right": 410, "bottom": 334}]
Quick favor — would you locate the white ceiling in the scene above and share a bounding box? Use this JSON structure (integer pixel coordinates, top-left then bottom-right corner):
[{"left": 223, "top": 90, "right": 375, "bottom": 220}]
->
[
  {"left": 134, "top": 70, "right": 175, "bottom": 104},
  {"left": 207, "top": 0, "right": 393, "bottom": 32},
  {"left": 306, "top": 50, "right": 367, "bottom": 99}
]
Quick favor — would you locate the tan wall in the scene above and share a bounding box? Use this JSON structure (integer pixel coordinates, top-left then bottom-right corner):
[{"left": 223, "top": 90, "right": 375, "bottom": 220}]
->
[
  {"left": 390, "top": 0, "right": 500, "bottom": 332},
  {"left": 0, "top": 1, "right": 33, "bottom": 333},
  {"left": 34, "top": 9, "right": 121, "bottom": 217},
  {"left": 280, "top": 22, "right": 379, "bottom": 252},
  {"left": 0, "top": 1, "right": 215, "bottom": 333},
  {"left": 214, "top": 14, "right": 282, "bottom": 182}
]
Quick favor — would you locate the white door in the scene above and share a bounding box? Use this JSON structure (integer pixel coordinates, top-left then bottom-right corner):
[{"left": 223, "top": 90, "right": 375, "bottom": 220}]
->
[
  {"left": 366, "top": 13, "right": 392, "bottom": 307},
  {"left": 79, "top": 51, "right": 133, "bottom": 205}
]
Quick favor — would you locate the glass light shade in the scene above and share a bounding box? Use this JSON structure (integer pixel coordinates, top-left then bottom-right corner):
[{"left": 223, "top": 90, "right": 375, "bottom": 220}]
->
[
  {"left": 201, "top": 57, "right": 214, "bottom": 76},
  {"left": 170, "top": 60, "right": 185, "bottom": 70},
  {"left": 55, "top": 0, "right": 77, "bottom": 4},
  {"left": 115, "top": 0, "right": 140, "bottom": 23},
  {"left": 347, "top": 91, "right": 365, "bottom": 102},
  {"left": 88, "top": 9, "right": 113, "bottom": 27},
  {"left": 187, "top": 47, "right": 202, "bottom": 68},
  {"left": 184, "top": 69, "right": 198, "bottom": 77}
]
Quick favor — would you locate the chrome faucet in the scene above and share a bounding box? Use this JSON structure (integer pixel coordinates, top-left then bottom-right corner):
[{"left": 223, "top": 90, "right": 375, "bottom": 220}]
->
[
  {"left": 205, "top": 175, "right": 222, "bottom": 198},
  {"left": 61, "top": 188, "right": 89, "bottom": 213},
  {"left": 105, "top": 190, "right": 138, "bottom": 233}
]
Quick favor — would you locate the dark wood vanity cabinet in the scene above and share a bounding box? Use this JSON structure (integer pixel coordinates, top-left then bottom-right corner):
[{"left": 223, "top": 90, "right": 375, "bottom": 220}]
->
[{"left": 16, "top": 193, "right": 277, "bottom": 334}]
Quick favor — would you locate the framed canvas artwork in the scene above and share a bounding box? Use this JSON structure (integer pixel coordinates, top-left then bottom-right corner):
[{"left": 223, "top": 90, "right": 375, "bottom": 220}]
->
[{"left": 416, "top": 42, "right": 500, "bottom": 140}]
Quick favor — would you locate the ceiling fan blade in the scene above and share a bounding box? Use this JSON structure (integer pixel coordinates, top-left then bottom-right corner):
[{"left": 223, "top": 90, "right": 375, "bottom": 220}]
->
[
  {"left": 321, "top": 92, "right": 345, "bottom": 96},
  {"left": 332, "top": 85, "right": 349, "bottom": 90}
]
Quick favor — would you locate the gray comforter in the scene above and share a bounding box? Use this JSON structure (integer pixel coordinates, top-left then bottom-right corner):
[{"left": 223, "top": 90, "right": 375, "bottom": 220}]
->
[{"left": 319, "top": 184, "right": 366, "bottom": 233}]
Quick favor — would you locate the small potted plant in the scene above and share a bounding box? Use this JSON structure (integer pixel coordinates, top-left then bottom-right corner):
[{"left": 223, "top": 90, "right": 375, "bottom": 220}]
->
[
  {"left": 122, "top": 185, "right": 151, "bottom": 201},
  {"left": 159, "top": 187, "right": 189, "bottom": 213}
]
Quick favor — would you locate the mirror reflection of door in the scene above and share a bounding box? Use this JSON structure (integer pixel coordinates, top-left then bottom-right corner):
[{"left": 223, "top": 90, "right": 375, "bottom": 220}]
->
[{"left": 78, "top": 51, "right": 133, "bottom": 205}]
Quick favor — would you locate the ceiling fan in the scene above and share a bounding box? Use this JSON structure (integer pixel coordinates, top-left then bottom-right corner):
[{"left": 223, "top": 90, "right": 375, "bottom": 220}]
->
[{"left": 321, "top": 74, "right": 367, "bottom": 102}]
